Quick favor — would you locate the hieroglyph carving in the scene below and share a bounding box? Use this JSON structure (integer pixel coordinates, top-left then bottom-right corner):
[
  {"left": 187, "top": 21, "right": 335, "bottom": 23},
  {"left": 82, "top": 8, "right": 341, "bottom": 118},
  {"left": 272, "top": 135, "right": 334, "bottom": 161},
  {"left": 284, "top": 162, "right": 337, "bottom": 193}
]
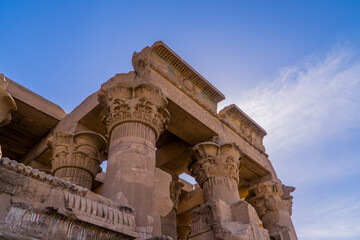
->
[{"left": 48, "top": 131, "right": 107, "bottom": 189}]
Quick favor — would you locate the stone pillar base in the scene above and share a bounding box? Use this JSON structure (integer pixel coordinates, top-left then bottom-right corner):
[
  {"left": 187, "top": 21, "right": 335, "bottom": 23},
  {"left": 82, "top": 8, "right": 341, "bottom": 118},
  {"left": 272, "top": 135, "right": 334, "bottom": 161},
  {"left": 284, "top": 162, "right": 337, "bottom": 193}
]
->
[{"left": 190, "top": 199, "right": 269, "bottom": 240}]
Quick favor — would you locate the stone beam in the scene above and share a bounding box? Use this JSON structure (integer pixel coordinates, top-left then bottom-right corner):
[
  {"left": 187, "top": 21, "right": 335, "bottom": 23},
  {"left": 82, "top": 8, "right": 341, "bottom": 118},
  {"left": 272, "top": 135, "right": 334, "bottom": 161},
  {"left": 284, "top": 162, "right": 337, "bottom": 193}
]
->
[
  {"left": 156, "top": 140, "right": 190, "bottom": 167},
  {"left": 1, "top": 74, "right": 65, "bottom": 121},
  {"left": 218, "top": 104, "right": 267, "bottom": 154},
  {"left": 177, "top": 188, "right": 203, "bottom": 215},
  {"left": 131, "top": 42, "right": 278, "bottom": 180},
  {"left": 132, "top": 41, "right": 225, "bottom": 114}
]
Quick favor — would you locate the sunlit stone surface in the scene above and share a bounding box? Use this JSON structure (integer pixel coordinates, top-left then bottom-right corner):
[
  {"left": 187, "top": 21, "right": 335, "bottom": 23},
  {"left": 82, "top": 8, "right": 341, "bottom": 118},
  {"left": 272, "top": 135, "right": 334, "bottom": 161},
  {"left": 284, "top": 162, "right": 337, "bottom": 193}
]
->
[{"left": 0, "top": 42, "right": 297, "bottom": 240}]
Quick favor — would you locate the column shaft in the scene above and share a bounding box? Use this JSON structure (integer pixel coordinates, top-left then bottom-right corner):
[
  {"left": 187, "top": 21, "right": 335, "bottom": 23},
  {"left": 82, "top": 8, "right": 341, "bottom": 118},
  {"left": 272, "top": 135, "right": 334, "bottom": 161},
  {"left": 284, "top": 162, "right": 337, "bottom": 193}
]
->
[
  {"left": 98, "top": 75, "right": 170, "bottom": 231},
  {"left": 103, "top": 122, "right": 156, "bottom": 227}
]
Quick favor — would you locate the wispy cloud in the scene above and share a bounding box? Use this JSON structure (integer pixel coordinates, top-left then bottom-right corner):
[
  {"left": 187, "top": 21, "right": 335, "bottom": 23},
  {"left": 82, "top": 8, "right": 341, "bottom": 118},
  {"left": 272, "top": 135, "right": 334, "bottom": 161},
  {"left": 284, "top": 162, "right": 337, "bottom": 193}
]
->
[
  {"left": 235, "top": 48, "right": 360, "bottom": 152},
  {"left": 230, "top": 47, "right": 360, "bottom": 240},
  {"left": 296, "top": 195, "right": 360, "bottom": 240}
]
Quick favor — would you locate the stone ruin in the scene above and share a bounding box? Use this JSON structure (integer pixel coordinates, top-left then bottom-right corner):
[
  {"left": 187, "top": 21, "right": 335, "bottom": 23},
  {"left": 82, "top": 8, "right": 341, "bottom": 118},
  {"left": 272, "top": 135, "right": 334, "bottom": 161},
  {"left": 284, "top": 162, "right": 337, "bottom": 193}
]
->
[{"left": 0, "top": 41, "right": 298, "bottom": 240}]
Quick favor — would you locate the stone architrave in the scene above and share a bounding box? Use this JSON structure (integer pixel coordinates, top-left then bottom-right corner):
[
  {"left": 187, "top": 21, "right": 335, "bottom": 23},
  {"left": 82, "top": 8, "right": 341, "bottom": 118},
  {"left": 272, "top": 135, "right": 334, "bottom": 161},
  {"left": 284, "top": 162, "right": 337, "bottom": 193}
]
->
[
  {"left": 48, "top": 131, "right": 107, "bottom": 190},
  {"left": 98, "top": 72, "right": 170, "bottom": 230},
  {"left": 188, "top": 142, "right": 269, "bottom": 240},
  {"left": 245, "top": 181, "right": 298, "bottom": 240},
  {"left": 0, "top": 74, "right": 17, "bottom": 127}
]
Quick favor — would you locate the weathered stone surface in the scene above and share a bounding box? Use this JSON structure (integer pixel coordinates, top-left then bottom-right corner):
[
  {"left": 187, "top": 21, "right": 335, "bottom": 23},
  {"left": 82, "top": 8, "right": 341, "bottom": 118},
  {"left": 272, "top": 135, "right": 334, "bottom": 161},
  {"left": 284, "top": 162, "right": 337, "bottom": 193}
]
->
[
  {"left": 0, "top": 74, "right": 17, "bottom": 127},
  {"left": 189, "top": 142, "right": 242, "bottom": 205},
  {"left": 98, "top": 73, "right": 170, "bottom": 235},
  {"left": 190, "top": 199, "right": 269, "bottom": 240},
  {"left": 218, "top": 104, "right": 267, "bottom": 154},
  {"left": 245, "top": 181, "right": 297, "bottom": 240},
  {"left": 160, "top": 176, "right": 185, "bottom": 239},
  {"left": 48, "top": 131, "right": 107, "bottom": 189},
  {"left": 0, "top": 157, "right": 137, "bottom": 239},
  {"left": 188, "top": 141, "right": 269, "bottom": 240},
  {"left": 0, "top": 41, "right": 298, "bottom": 240}
]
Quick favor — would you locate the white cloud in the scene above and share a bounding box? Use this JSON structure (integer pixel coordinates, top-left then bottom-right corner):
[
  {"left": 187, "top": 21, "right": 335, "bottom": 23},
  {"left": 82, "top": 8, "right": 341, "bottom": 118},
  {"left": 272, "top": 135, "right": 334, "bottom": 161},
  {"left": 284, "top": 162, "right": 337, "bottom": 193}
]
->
[
  {"left": 229, "top": 47, "right": 360, "bottom": 240},
  {"left": 234, "top": 48, "right": 360, "bottom": 153},
  {"left": 295, "top": 195, "right": 360, "bottom": 240}
]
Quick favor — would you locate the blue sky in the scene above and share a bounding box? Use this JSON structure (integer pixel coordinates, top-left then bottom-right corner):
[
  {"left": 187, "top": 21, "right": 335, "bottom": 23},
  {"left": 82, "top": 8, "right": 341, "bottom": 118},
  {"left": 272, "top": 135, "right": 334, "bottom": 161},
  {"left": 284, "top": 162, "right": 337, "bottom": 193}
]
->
[{"left": 1, "top": 1, "right": 360, "bottom": 239}]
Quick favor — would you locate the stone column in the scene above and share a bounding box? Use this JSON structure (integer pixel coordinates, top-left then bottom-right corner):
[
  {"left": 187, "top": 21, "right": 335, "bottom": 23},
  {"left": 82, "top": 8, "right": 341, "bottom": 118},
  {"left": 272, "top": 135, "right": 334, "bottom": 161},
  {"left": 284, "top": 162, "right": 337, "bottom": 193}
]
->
[
  {"left": 48, "top": 131, "right": 107, "bottom": 190},
  {"left": 189, "top": 142, "right": 242, "bottom": 205},
  {"left": 245, "top": 181, "right": 298, "bottom": 240},
  {"left": 98, "top": 79, "right": 170, "bottom": 229},
  {"left": 161, "top": 176, "right": 185, "bottom": 239},
  {"left": 188, "top": 142, "right": 269, "bottom": 240}
]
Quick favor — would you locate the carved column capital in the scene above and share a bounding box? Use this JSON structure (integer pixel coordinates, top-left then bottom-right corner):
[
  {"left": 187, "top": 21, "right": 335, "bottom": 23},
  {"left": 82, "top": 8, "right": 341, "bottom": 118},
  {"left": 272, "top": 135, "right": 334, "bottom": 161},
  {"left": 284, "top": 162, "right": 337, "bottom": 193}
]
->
[
  {"left": 245, "top": 181, "right": 298, "bottom": 240},
  {"left": 189, "top": 142, "right": 242, "bottom": 187},
  {"left": 48, "top": 131, "right": 107, "bottom": 189},
  {"left": 98, "top": 80, "right": 170, "bottom": 139},
  {"left": 245, "top": 181, "right": 294, "bottom": 218},
  {"left": 188, "top": 142, "right": 242, "bottom": 204}
]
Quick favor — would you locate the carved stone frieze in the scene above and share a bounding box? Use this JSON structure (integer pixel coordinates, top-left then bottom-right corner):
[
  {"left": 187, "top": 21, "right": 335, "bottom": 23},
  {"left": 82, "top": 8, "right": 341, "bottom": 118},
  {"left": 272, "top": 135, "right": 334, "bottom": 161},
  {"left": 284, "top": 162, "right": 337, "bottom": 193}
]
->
[
  {"left": 0, "top": 157, "right": 138, "bottom": 239},
  {"left": 218, "top": 104, "right": 267, "bottom": 154},
  {"left": 48, "top": 131, "right": 107, "bottom": 189},
  {"left": 188, "top": 142, "right": 242, "bottom": 204},
  {"left": 98, "top": 80, "right": 170, "bottom": 140}
]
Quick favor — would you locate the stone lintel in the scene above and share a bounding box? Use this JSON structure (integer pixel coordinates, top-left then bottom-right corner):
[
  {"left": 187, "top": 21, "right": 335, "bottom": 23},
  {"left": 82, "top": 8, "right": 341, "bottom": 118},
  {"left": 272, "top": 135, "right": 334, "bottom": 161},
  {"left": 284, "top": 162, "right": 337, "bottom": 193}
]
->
[
  {"left": 218, "top": 104, "right": 267, "bottom": 153},
  {"left": 1, "top": 74, "right": 66, "bottom": 121},
  {"left": 151, "top": 41, "right": 225, "bottom": 103},
  {"left": 132, "top": 41, "right": 225, "bottom": 114}
]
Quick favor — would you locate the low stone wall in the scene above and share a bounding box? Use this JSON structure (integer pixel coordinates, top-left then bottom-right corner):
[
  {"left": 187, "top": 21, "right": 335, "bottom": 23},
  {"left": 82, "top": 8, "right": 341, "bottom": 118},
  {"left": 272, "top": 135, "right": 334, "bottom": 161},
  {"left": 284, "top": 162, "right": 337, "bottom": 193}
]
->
[{"left": 0, "top": 157, "right": 138, "bottom": 240}]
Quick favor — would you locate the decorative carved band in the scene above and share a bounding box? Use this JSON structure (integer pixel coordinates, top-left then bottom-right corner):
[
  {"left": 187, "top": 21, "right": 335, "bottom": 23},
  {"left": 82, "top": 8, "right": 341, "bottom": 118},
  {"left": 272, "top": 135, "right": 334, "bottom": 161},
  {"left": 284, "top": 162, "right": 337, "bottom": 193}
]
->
[
  {"left": 64, "top": 191, "right": 135, "bottom": 229},
  {"left": 0, "top": 157, "right": 88, "bottom": 195},
  {"left": 0, "top": 158, "right": 138, "bottom": 238},
  {"left": 110, "top": 121, "right": 156, "bottom": 144},
  {"left": 48, "top": 131, "right": 107, "bottom": 189},
  {"left": 98, "top": 81, "right": 170, "bottom": 139},
  {"left": 218, "top": 104, "right": 267, "bottom": 154},
  {"left": 151, "top": 43, "right": 225, "bottom": 104},
  {"left": 190, "top": 205, "right": 213, "bottom": 236},
  {"left": 5, "top": 206, "right": 136, "bottom": 240}
]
